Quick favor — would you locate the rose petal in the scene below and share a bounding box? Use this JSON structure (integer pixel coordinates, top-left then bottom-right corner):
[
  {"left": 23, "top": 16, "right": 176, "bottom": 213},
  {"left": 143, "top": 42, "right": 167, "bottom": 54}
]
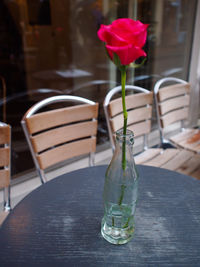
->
[
  {"left": 111, "top": 19, "right": 148, "bottom": 47},
  {"left": 133, "top": 26, "right": 148, "bottom": 47},
  {"left": 97, "top": 24, "right": 128, "bottom": 46},
  {"left": 106, "top": 44, "right": 146, "bottom": 65}
]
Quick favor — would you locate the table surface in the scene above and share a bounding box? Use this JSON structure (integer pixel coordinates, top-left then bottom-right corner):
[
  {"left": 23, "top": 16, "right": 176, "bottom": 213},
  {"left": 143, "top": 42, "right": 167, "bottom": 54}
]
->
[{"left": 0, "top": 165, "right": 200, "bottom": 266}]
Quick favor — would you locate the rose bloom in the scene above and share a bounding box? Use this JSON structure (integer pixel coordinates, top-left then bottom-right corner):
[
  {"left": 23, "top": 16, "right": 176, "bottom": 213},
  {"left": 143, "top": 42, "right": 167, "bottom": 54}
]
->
[{"left": 97, "top": 18, "right": 148, "bottom": 65}]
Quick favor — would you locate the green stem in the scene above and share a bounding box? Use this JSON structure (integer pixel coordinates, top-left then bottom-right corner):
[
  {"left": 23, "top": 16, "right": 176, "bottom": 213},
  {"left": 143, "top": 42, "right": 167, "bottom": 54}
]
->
[
  {"left": 116, "top": 67, "right": 128, "bottom": 209},
  {"left": 118, "top": 184, "right": 126, "bottom": 205},
  {"left": 121, "top": 67, "right": 127, "bottom": 171},
  {"left": 112, "top": 67, "right": 128, "bottom": 227},
  {"left": 112, "top": 217, "right": 115, "bottom": 227}
]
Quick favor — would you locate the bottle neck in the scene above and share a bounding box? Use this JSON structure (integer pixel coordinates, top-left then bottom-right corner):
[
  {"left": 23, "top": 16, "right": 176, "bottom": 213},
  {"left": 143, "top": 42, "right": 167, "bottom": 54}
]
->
[
  {"left": 116, "top": 129, "right": 134, "bottom": 147},
  {"left": 113, "top": 129, "right": 135, "bottom": 166}
]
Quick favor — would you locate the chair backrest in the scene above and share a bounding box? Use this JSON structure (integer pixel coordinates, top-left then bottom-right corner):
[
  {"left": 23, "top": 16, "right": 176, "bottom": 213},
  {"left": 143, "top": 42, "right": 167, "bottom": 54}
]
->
[
  {"left": 0, "top": 122, "right": 11, "bottom": 211},
  {"left": 104, "top": 85, "right": 153, "bottom": 151},
  {"left": 21, "top": 95, "right": 99, "bottom": 184},
  {"left": 154, "top": 77, "right": 190, "bottom": 143}
]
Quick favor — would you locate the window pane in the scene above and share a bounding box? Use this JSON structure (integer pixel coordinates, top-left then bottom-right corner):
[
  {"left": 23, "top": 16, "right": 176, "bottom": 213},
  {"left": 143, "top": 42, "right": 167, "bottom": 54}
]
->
[{"left": 0, "top": 0, "right": 197, "bottom": 177}]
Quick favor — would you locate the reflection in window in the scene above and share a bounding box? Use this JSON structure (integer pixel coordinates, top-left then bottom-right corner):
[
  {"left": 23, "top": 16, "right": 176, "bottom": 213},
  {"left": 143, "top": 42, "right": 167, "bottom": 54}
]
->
[
  {"left": 0, "top": 0, "right": 198, "bottom": 177},
  {"left": 27, "top": 0, "right": 51, "bottom": 26}
]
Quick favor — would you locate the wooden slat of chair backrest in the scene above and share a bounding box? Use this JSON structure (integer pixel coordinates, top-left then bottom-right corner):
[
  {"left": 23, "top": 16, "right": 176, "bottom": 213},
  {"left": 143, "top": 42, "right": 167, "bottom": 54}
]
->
[
  {"left": 108, "top": 92, "right": 153, "bottom": 116},
  {"left": 159, "top": 95, "right": 190, "bottom": 115},
  {"left": 0, "top": 148, "right": 10, "bottom": 166},
  {"left": 25, "top": 103, "right": 98, "bottom": 170},
  {"left": 161, "top": 108, "right": 189, "bottom": 128},
  {"left": 0, "top": 125, "right": 11, "bottom": 189},
  {"left": 157, "top": 83, "right": 190, "bottom": 128},
  {"left": 31, "top": 121, "right": 97, "bottom": 153},
  {"left": 0, "top": 170, "right": 10, "bottom": 188},
  {"left": 108, "top": 92, "right": 153, "bottom": 138},
  {"left": 158, "top": 83, "right": 190, "bottom": 102},
  {"left": 111, "top": 106, "right": 152, "bottom": 132},
  {"left": 128, "top": 120, "right": 151, "bottom": 137},
  {"left": 0, "top": 126, "right": 10, "bottom": 145},
  {"left": 25, "top": 103, "right": 98, "bottom": 134},
  {"left": 37, "top": 138, "right": 96, "bottom": 170}
]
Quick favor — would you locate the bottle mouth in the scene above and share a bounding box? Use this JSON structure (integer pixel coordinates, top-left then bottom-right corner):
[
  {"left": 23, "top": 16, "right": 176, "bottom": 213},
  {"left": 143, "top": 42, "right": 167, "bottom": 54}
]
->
[{"left": 116, "top": 129, "right": 134, "bottom": 144}]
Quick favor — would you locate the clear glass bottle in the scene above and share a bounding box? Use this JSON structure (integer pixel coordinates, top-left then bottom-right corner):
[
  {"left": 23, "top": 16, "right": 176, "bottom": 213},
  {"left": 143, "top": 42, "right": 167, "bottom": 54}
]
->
[{"left": 101, "top": 129, "right": 139, "bottom": 245}]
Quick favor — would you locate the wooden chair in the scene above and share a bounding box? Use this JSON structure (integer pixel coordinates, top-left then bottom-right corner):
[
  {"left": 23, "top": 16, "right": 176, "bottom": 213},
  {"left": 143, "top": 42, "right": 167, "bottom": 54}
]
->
[
  {"left": 0, "top": 122, "right": 11, "bottom": 226},
  {"left": 154, "top": 77, "right": 200, "bottom": 154},
  {"left": 104, "top": 85, "right": 200, "bottom": 179},
  {"left": 21, "top": 95, "right": 99, "bottom": 184}
]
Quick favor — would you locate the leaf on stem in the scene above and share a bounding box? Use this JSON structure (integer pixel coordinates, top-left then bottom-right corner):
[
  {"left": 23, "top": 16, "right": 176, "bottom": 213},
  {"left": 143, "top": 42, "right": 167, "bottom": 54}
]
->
[{"left": 129, "top": 57, "right": 147, "bottom": 68}]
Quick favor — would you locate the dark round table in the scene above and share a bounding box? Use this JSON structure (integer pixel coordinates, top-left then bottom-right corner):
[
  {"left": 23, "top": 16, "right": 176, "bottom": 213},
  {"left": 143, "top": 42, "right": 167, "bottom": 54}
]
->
[{"left": 0, "top": 165, "right": 200, "bottom": 266}]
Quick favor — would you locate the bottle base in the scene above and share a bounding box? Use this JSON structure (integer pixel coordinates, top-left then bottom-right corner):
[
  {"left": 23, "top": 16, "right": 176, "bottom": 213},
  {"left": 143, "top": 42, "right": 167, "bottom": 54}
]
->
[{"left": 101, "top": 220, "right": 135, "bottom": 245}]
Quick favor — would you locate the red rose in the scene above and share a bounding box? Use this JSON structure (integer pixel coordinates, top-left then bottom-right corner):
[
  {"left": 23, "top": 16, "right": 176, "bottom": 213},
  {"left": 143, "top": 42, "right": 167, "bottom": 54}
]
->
[{"left": 97, "top": 18, "right": 148, "bottom": 66}]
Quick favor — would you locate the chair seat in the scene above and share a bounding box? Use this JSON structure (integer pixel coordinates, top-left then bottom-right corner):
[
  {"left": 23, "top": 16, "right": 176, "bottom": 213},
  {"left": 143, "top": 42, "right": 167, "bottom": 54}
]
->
[
  {"left": 135, "top": 148, "right": 180, "bottom": 166},
  {"left": 169, "top": 128, "right": 200, "bottom": 153},
  {"left": 135, "top": 148, "right": 200, "bottom": 179}
]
